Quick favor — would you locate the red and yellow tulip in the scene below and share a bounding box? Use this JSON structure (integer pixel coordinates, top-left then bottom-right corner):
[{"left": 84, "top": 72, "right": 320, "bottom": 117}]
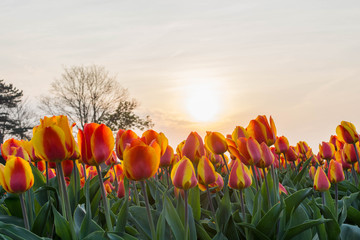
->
[
  {"left": 336, "top": 121, "right": 359, "bottom": 144},
  {"left": 246, "top": 115, "right": 276, "bottom": 146},
  {"left": 256, "top": 142, "right": 274, "bottom": 168},
  {"left": 32, "top": 115, "right": 77, "bottom": 162},
  {"left": 274, "top": 136, "right": 289, "bottom": 154},
  {"left": 181, "top": 132, "right": 205, "bottom": 166},
  {"left": 0, "top": 156, "right": 34, "bottom": 193},
  {"left": 319, "top": 142, "right": 335, "bottom": 160},
  {"left": 77, "top": 123, "right": 114, "bottom": 166},
  {"left": 197, "top": 156, "right": 217, "bottom": 186},
  {"left": 236, "top": 137, "right": 262, "bottom": 166},
  {"left": 313, "top": 167, "right": 331, "bottom": 192},
  {"left": 228, "top": 159, "right": 252, "bottom": 190},
  {"left": 204, "top": 131, "right": 228, "bottom": 155},
  {"left": 327, "top": 159, "right": 345, "bottom": 184},
  {"left": 171, "top": 156, "right": 198, "bottom": 190}
]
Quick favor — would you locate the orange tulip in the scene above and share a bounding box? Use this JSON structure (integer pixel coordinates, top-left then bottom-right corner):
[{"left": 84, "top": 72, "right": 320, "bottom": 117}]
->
[
  {"left": 228, "top": 159, "right": 252, "bottom": 190},
  {"left": 256, "top": 142, "right": 274, "bottom": 168},
  {"left": 319, "top": 142, "right": 335, "bottom": 160},
  {"left": 181, "top": 132, "right": 205, "bottom": 165},
  {"left": 1, "top": 138, "right": 24, "bottom": 161},
  {"left": 32, "top": 115, "right": 77, "bottom": 163},
  {"left": 0, "top": 156, "right": 34, "bottom": 193},
  {"left": 77, "top": 123, "right": 114, "bottom": 166},
  {"left": 198, "top": 172, "right": 224, "bottom": 193},
  {"left": 246, "top": 115, "right": 276, "bottom": 146},
  {"left": 336, "top": 121, "right": 359, "bottom": 144},
  {"left": 115, "top": 130, "right": 139, "bottom": 160},
  {"left": 327, "top": 160, "right": 345, "bottom": 184},
  {"left": 105, "top": 151, "right": 119, "bottom": 166},
  {"left": 197, "top": 156, "right": 217, "bottom": 186},
  {"left": 141, "top": 130, "right": 168, "bottom": 156},
  {"left": 171, "top": 157, "right": 198, "bottom": 190},
  {"left": 231, "top": 126, "right": 249, "bottom": 143},
  {"left": 274, "top": 136, "right": 289, "bottom": 154},
  {"left": 123, "top": 142, "right": 160, "bottom": 181},
  {"left": 160, "top": 145, "right": 174, "bottom": 168},
  {"left": 205, "top": 131, "right": 228, "bottom": 155},
  {"left": 22, "top": 140, "right": 42, "bottom": 162},
  {"left": 313, "top": 167, "right": 331, "bottom": 192},
  {"left": 236, "top": 137, "right": 262, "bottom": 166}
]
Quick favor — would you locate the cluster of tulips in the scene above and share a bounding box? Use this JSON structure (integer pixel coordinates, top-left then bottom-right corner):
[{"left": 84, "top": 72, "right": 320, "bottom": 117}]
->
[{"left": 0, "top": 115, "right": 360, "bottom": 239}]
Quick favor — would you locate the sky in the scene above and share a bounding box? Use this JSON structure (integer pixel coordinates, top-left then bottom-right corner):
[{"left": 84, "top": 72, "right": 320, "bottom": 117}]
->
[{"left": 1, "top": 0, "right": 360, "bottom": 151}]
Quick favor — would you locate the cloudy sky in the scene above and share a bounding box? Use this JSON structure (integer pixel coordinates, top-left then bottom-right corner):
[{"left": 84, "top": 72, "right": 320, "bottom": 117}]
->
[{"left": 1, "top": 0, "right": 360, "bottom": 150}]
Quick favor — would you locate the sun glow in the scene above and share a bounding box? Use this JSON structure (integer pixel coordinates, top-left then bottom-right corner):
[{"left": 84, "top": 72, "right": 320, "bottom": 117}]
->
[{"left": 185, "top": 83, "right": 220, "bottom": 122}]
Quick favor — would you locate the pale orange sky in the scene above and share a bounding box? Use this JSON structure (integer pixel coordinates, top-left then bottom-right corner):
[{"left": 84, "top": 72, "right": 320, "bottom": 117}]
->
[{"left": 1, "top": 1, "right": 360, "bottom": 151}]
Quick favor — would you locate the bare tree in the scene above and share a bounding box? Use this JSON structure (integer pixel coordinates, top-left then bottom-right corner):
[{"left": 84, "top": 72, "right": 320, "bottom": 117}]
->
[{"left": 39, "top": 65, "right": 153, "bottom": 130}]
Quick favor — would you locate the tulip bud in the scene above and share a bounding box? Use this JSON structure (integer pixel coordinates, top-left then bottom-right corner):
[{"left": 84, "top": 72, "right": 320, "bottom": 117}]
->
[
  {"left": 197, "top": 156, "right": 217, "bottom": 186},
  {"left": 343, "top": 143, "right": 359, "bottom": 164},
  {"left": 205, "top": 131, "right": 228, "bottom": 155},
  {"left": 228, "top": 159, "right": 252, "bottom": 190},
  {"left": 336, "top": 121, "right": 359, "bottom": 144},
  {"left": 274, "top": 136, "right": 290, "bottom": 154},
  {"left": 1, "top": 138, "right": 23, "bottom": 161},
  {"left": 285, "top": 146, "right": 298, "bottom": 162},
  {"left": 256, "top": 142, "right": 274, "bottom": 168},
  {"left": 0, "top": 156, "right": 34, "bottom": 193},
  {"left": 231, "top": 126, "right": 249, "bottom": 143},
  {"left": 123, "top": 143, "right": 160, "bottom": 181},
  {"left": 236, "top": 137, "right": 262, "bottom": 166},
  {"left": 181, "top": 132, "right": 205, "bottom": 166},
  {"left": 319, "top": 142, "right": 335, "bottom": 160},
  {"left": 246, "top": 115, "right": 276, "bottom": 146},
  {"left": 279, "top": 183, "right": 288, "bottom": 195},
  {"left": 309, "top": 166, "right": 316, "bottom": 180},
  {"left": 160, "top": 145, "right": 174, "bottom": 168},
  {"left": 77, "top": 123, "right": 114, "bottom": 166},
  {"left": 327, "top": 159, "right": 345, "bottom": 184},
  {"left": 313, "top": 167, "right": 331, "bottom": 192},
  {"left": 171, "top": 157, "right": 198, "bottom": 190},
  {"left": 198, "top": 172, "right": 224, "bottom": 193}
]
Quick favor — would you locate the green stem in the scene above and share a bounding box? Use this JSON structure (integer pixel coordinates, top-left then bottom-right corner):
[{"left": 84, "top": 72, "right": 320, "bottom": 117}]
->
[
  {"left": 82, "top": 163, "right": 91, "bottom": 218},
  {"left": 353, "top": 143, "right": 360, "bottom": 167},
  {"left": 322, "top": 192, "right": 325, "bottom": 206},
  {"left": 56, "top": 163, "right": 77, "bottom": 240},
  {"left": 262, "top": 168, "right": 271, "bottom": 208},
  {"left": 132, "top": 181, "right": 140, "bottom": 205},
  {"left": 251, "top": 165, "right": 259, "bottom": 191},
  {"left": 26, "top": 190, "right": 34, "bottom": 227},
  {"left": 335, "top": 183, "right": 338, "bottom": 220},
  {"left": 45, "top": 162, "right": 49, "bottom": 185},
  {"left": 239, "top": 189, "right": 246, "bottom": 221},
  {"left": 140, "top": 181, "right": 156, "bottom": 240},
  {"left": 166, "top": 167, "right": 170, "bottom": 189},
  {"left": 56, "top": 166, "right": 66, "bottom": 216},
  {"left": 206, "top": 185, "right": 215, "bottom": 217},
  {"left": 221, "top": 154, "right": 230, "bottom": 175},
  {"left": 19, "top": 193, "right": 30, "bottom": 230},
  {"left": 113, "top": 166, "right": 119, "bottom": 193},
  {"left": 257, "top": 167, "right": 263, "bottom": 186},
  {"left": 351, "top": 164, "right": 359, "bottom": 186},
  {"left": 184, "top": 189, "right": 189, "bottom": 240},
  {"left": 95, "top": 165, "right": 113, "bottom": 231},
  {"left": 73, "top": 160, "right": 78, "bottom": 206}
]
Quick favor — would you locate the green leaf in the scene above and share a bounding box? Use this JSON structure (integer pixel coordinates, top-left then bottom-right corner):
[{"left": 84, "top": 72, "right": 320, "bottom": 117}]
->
[
  {"left": 52, "top": 206, "right": 72, "bottom": 240},
  {"left": 68, "top": 162, "right": 81, "bottom": 213},
  {"left": 283, "top": 218, "right": 331, "bottom": 240},
  {"left": 115, "top": 198, "right": 129, "bottom": 234},
  {"left": 155, "top": 212, "right": 166, "bottom": 240},
  {"left": 31, "top": 201, "right": 52, "bottom": 236},
  {"left": 30, "top": 164, "right": 46, "bottom": 191},
  {"left": 74, "top": 205, "right": 86, "bottom": 234},
  {"left": 188, "top": 186, "right": 201, "bottom": 221},
  {"left": 238, "top": 222, "right": 270, "bottom": 240},
  {"left": 128, "top": 206, "right": 152, "bottom": 239},
  {"left": 309, "top": 199, "right": 327, "bottom": 240},
  {"left": 244, "top": 187, "right": 255, "bottom": 215},
  {"left": 79, "top": 213, "right": 104, "bottom": 239},
  {"left": 347, "top": 206, "right": 360, "bottom": 227},
  {"left": 0, "top": 215, "right": 24, "bottom": 227},
  {"left": 4, "top": 193, "right": 22, "bottom": 218},
  {"left": 316, "top": 203, "right": 341, "bottom": 240},
  {"left": 284, "top": 188, "right": 312, "bottom": 221},
  {"left": 163, "top": 194, "right": 184, "bottom": 240},
  {"left": 0, "top": 221, "right": 50, "bottom": 240},
  {"left": 293, "top": 157, "right": 311, "bottom": 184},
  {"left": 340, "top": 224, "right": 360, "bottom": 239},
  {"left": 339, "top": 192, "right": 359, "bottom": 225},
  {"left": 323, "top": 190, "right": 336, "bottom": 218},
  {"left": 212, "top": 232, "right": 228, "bottom": 240},
  {"left": 256, "top": 200, "right": 284, "bottom": 237},
  {"left": 215, "top": 187, "right": 231, "bottom": 233},
  {"left": 195, "top": 222, "right": 212, "bottom": 240}
]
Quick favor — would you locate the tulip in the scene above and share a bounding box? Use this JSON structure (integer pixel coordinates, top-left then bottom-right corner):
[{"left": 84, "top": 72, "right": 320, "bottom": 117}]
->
[
  {"left": 246, "top": 115, "right": 276, "bottom": 146},
  {"left": 160, "top": 145, "right": 174, "bottom": 168},
  {"left": 274, "top": 136, "right": 289, "bottom": 154},
  {"left": 0, "top": 156, "right": 34, "bottom": 230},
  {"left": 62, "top": 159, "right": 74, "bottom": 177},
  {"left": 197, "top": 156, "right": 216, "bottom": 186},
  {"left": 171, "top": 157, "right": 198, "bottom": 190},
  {"left": 296, "top": 141, "right": 311, "bottom": 159},
  {"left": 231, "top": 126, "right": 249, "bottom": 143},
  {"left": 228, "top": 159, "right": 252, "bottom": 190},
  {"left": 123, "top": 143, "right": 160, "bottom": 181},
  {"left": 0, "top": 156, "right": 34, "bottom": 194},
  {"left": 336, "top": 121, "right": 359, "bottom": 144},
  {"left": 279, "top": 183, "right": 288, "bottom": 195},
  {"left": 115, "top": 130, "right": 139, "bottom": 160},
  {"left": 285, "top": 146, "right": 298, "bottom": 163},
  {"left": 313, "top": 167, "right": 330, "bottom": 192},
  {"left": 327, "top": 160, "right": 344, "bottom": 184},
  {"left": 141, "top": 130, "right": 168, "bottom": 156},
  {"left": 117, "top": 179, "right": 125, "bottom": 199},
  {"left": 329, "top": 135, "right": 344, "bottom": 151},
  {"left": 236, "top": 137, "right": 262, "bottom": 166},
  {"left": 105, "top": 151, "right": 119, "bottom": 166},
  {"left": 319, "top": 142, "right": 335, "bottom": 160},
  {"left": 343, "top": 143, "right": 358, "bottom": 164},
  {"left": 1, "top": 138, "right": 22, "bottom": 161},
  {"left": 256, "top": 143, "right": 275, "bottom": 169},
  {"left": 198, "top": 172, "right": 224, "bottom": 193},
  {"left": 205, "top": 131, "right": 228, "bottom": 155},
  {"left": 77, "top": 123, "right": 114, "bottom": 166},
  {"left": 176, "top": 140, "right": 185, "bottom": 157},
  {"left": 181, "top": 132, "right": 205, "bottom": 166}
]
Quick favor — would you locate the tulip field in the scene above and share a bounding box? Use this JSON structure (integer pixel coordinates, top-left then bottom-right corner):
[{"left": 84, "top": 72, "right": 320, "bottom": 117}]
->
[{"left": 1, "top": 115, "right": 360, "bottom": 240}]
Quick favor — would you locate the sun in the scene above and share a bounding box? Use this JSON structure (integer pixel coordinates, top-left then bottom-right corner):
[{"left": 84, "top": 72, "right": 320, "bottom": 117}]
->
[{"left": 185, "top": 84, "right": 220, "bottom": 122}]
